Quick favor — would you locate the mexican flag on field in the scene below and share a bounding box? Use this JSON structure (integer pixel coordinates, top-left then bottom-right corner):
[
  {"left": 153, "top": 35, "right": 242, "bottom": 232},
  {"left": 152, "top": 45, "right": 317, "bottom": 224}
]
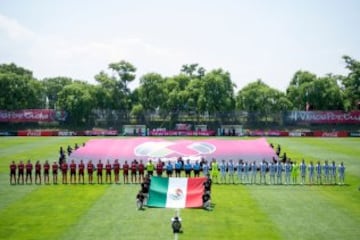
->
[{"left": 147, "top": 177, "right": 206, "bottom": 208}]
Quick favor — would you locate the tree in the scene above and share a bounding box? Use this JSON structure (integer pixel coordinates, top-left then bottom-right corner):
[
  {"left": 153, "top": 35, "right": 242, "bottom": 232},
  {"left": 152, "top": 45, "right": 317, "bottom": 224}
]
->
[
  {"left": 138, "top": 73, "right": 166, "bottom": 111},
  {"left": 57, "top": 82, "right": 95, "bottom": 125},
  {"left": 342, "top": 55, "right": 360, "bottom": 110},
  {"left": 0, "top": 63, "right": 44, "bottom": 110},
  {"left": 42, "top": 77, "right": 73, "bottom": 109},
  {"left": 181, "top": 63, "right": 199, "bottom": 77}
]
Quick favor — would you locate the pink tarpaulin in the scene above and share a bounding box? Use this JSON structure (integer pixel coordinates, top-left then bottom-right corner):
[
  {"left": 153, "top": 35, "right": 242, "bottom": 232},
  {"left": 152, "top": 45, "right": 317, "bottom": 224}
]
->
[{"left": 69, "top": 138, "right": 277, "bottom": 165}]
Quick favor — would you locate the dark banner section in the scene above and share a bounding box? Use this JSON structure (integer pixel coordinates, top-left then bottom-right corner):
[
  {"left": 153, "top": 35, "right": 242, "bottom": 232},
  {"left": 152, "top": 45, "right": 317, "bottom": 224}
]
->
[
  {"left": 149, "top": 130, "right": 216, "bottom": 136},
  {"left": 0, "top": 109, "right": 67, "bottom": 122},
  {"left": 285, "top": 111, "right": 360, "bottom": 124}
]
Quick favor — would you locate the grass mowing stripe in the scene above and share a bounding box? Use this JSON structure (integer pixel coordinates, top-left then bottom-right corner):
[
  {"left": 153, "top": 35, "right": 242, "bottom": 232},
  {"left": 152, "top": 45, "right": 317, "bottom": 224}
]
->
[
  {"left": 182, "top": 184, "right": 281, "bottom": 240},
  {"left": 246, "top": 185, "right": 360, "bottom": 240},
  {"left": 0, "top": 184, "right": 108, "bottom": 240}
]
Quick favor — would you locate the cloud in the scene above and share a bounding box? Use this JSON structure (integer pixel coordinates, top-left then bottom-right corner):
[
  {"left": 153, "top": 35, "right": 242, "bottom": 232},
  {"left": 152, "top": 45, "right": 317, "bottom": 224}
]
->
[{"left": 0, "top": 14, "right": 35, "bottom": 40}]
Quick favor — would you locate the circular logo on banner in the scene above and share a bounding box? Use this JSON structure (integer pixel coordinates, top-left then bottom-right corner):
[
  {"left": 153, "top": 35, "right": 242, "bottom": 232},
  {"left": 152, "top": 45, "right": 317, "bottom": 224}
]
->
[{"left": 168, "top": 188, "right": 184, "bottom": 201}]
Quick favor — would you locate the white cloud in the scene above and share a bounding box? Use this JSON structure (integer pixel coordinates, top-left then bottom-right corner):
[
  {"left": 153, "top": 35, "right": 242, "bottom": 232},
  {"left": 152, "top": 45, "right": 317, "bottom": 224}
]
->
[{"left": 0, "top": 14, "right": 35, "bottom": 40}]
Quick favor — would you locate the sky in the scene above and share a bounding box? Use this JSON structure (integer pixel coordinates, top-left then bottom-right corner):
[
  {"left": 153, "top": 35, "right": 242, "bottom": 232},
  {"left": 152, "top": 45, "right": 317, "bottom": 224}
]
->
[{"left": 1, "top": 0, "right": 360, "bottom": 92}]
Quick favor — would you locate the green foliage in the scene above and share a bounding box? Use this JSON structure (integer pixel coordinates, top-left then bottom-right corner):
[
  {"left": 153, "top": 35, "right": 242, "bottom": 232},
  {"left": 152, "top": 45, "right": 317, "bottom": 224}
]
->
[
  {"left": 342, "top": 55, "right": 360, "bottom": 110},
  {"left": 42, "top": 77, "right": 73, "bottom": 109}
]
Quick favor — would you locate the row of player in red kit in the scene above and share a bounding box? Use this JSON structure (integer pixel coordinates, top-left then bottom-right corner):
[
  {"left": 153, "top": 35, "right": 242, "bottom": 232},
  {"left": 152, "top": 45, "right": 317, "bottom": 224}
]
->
[{"left": 9, "top": 159, "right": 146, "bottom": 185}]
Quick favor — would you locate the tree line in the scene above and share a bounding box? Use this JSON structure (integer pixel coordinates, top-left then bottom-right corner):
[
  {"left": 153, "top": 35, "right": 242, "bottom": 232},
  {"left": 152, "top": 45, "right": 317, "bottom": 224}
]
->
[{"left": 0, "top": 56, "right": 359, "bottom": 126}]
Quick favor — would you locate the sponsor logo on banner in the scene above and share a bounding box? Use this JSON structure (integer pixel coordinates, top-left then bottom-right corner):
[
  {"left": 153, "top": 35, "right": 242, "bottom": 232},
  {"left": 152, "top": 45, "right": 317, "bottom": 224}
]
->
[
  {"left": 0, "top": 109, "right": 67, "bottom": 122},
  {"left": 286, "top": 111, "right": 360, "bottom": 124}
]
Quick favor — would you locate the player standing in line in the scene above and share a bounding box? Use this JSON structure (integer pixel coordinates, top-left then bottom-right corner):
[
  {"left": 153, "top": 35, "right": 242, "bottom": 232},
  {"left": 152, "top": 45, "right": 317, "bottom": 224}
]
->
[
  {"left": 52, "top": 161, "right": 59, "bottom": 184},
  {"left": 97, "top": 160, "right": 104, "bottom": 184},
  {"left": 123, "top": 160, "right": 129, "bottom": 184},
  {"left": 78, "top": 160, "right": 85, "bottom": 184},
  {"left": 202, "top": 159, "right": 210, "bottom": 177},
  {"left": 61, "top": 161, "right": 68, "bottom": 184},
  {"left": 308, "top": 161, "right": 315, "bottom": 185},
  {"left": 193, "top": 160, "right": 201, "bottom": 178},
  {"left": 219, "top": 159, "right": 227, "bottom": 184},
  {"left": 10, "top": 161, "right": 17, "bottom": 185},
  {"left": 210, "top": 158, "right": 219, "bottom": 184},
  {"left": 175, "top": 159, "right": 182, "bottom": 177},
  {"left": 338, "top": 162, "right": 345, "bottom": 185},
  {"left": 17, "top": 160, "right": 25, "bottom": 184},
  {"left": 236, "top": 159, "right": 243, "bottom": 184},
  {"left": 250, "top": 161, "right": 257, "bottom": 184},
  {"left": 165, "top": 160, "right": 173, "bottom": 177},
  {"left": 330, "top": 161, "right": 337, "bottom": 185},
  {"left": 156, "top": 159, "right": 164, "bottom": 177},
  {"left": 113, "top": 159, "right": 120, "bottom": 184},
  {"left": 299, "top": 159, "right": 307, "bottom": 185},
  {"left": 227, "top": 159, "right": 235, "bottom": 184},
  {"left": 243, "top": 161, "right": 250, "bottom": 184},
  {"left": 138, "top": 159, "right": 145, "bottom": 183},
  {"left": 316, "top": 161, "right": 322, "bottom": 184},
  {"left": 259, "top": 160, "right": 267, "bottom": 185},
  {"left": 131, "top": 159, "right": 138, "bottom": 183},
  {"left": 323, "top": 160, "right": 330, "bottom": 184},
  {"left": 35, "top": 160, "right": 42, "bottom": 184},
  {"left": 184, "top": 159, "right": 192, "bottom": 178},
  {"left": 291, "top": 161, "right": 299, "bottom": 184},
  {"left": 25, "top": 160, "right": 33, "bottom": 184},
  {"left": 146, "top": 159, "right": 155, "bottom": 176},
  {"left": 105, "top": 160, "right": 112, "bottom": 184},
  {"left": 43, "top": 160, "right": 50, "bottom": 184},
  {"left": 269, "top": 162, "right": 276, "bottom": 184},
  {"left": 276, "top": 161, "right": 283, "bottom": 185},
  {"left": 70, "top": 160, "right": 77, "bottom": 184},
  {"left": 87, "top": 160, "right": 94, "bottom": 184},
  {"left": 284, "top": 160, "right": 291, "bottom": 185}
]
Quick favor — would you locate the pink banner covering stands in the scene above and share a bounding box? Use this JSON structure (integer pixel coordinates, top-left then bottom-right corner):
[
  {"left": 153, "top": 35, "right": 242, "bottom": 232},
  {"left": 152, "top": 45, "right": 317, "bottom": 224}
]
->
[{"left": 70, "top": 137, "right": 277, "bottom": 165}]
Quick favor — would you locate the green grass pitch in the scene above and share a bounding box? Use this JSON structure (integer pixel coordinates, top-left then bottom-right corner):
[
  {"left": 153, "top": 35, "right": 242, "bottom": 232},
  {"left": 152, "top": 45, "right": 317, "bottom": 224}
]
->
[{"left": 0, "top": 137, "right": 359, "bottom": 240}]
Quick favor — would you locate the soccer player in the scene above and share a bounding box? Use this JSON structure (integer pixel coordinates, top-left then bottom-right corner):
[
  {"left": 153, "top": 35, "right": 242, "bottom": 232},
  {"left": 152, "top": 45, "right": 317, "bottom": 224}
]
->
[
  {"left": 123, "top": 160, "right": 129, "bottom": 184},
  {"left": 17, "top": 160, "right": 25, "bottom": 184},
  {"left": 259, "top": 160, "right": 267, "bottom": 185},
  {"left": 330, "top": 161, "right": 337, "bottom": 185},
  {"left": 10, "top": 161, "right": 17, "bottom": 185},
  {"left": 61, "top": 161, "right": 68, "bottom": 184},
  {"left": 323, "top": 160, "right": 330, "bottom": 184},
  {"left": 250, "top": 161, "right": 257, "bottom": 184},
  {"left": 184, "top": 159, "right": 192, "bottom": 178},
  {"left": 175, "top": 159, "right": 182, "bottom": 177},
  {"left": 156, "top": 159, "right": 164, "bottom": 177},
  {"left": 138, "top": 159, "right": 145, "bottom": 183},
  {"left": 166, "top": 160, "right": 174, "bottom": 177},
  {"left": 52, "top": 161, "right": 59, "bottom": 184},
  {"left": 87, "top": 160, "right": 94, "bottom": 184},
  {"left": 269, "top": 162, "right": 276, "bottom": 185},
  {"left": 276, "top": 161, "right": 283, "bottom": 185},
  {"left": 35, "top": 160, "right": 42, "bottom": 184},
  {"left": 210, "top": 158, "right": 219, "bottom": 184},
  {"left": 113, "top": 159, "right": 120, "bottom": 184},
  {"left": 69, "top": 159, "right": 77, "bottom": 184},
  {"left": 105, "top": 160, "right": 112, "bottom": 184},
  {"left": 193, "top": 160, "right": 201, "bottom": 177},
  {"left": 291, "top": 161, "right": 299, "bottom": 184},
  {"left": 78, "top": 160, "right": 85, "bottom": 184},
  {"left": 146, "top": 159, "right": 155, "bottom": 176},
  {"left": 236, "top": 159, "right": 243, "bottom": 184},
  {"left": 202, "top": 160, "right": 210, "bottom": 177},
  {"left": 227, "top": 159, "right": 235, "bottom": 184},
  {"left": 316, "top": 161, "right": 322, "bottom": 184},
  {"left": 202, "top": 191, "right": 212, "bottom": 211},
  {"left": 219, "top": 159, "right": 227, "bottom": 184},
  {"left": 243, "top": 161, "right": 250, "bottom": 184},
  {"left": 25, "top": 160, "right": 33, "bottom": 184},
  {"left": 43, "top": 160, "right": 50, "bottom": 184},
  {"left": 284, "top": 161, "right": 291, "bottom": 185},
  {"left": 338, "top": 162, "right": 345, "bottom": 185},
  {"left": 130, "top": 159, "right": 138, "bottom": 183},
  {"left": 308, "top": 161, "right": 315, "bottom": 185},
  {"left": 97, "top": 160, "right": 104, "bottom": 184},
  {"left": 299, "top": 159, "right": 307, "bottom": 185}
]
